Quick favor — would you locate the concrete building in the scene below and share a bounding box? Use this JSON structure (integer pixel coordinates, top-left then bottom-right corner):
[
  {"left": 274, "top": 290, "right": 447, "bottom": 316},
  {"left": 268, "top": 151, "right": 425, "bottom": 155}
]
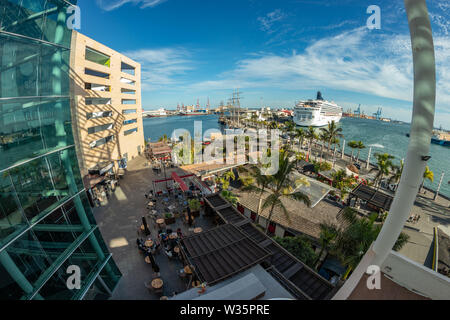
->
[{"left": 69, "top": 31, "right": 145, "bottom": 185}]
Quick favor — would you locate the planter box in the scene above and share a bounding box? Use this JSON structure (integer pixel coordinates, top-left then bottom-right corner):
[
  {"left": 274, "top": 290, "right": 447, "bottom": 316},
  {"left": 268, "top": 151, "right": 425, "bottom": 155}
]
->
[{"left": 164, "top": 217, "right": 176, "bottom": 225}]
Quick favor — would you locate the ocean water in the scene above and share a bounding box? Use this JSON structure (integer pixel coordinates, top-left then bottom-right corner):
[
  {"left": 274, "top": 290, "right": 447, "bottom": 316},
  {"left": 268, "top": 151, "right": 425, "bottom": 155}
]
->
[{"left": 143, "top": 115, "right": 450, "bottom": 197}]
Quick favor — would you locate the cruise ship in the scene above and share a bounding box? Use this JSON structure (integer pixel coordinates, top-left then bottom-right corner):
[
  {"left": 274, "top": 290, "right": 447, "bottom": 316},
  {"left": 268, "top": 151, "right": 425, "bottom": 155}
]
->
[{"left": 293, "top": 92, "right": 343, "bottom": 127}]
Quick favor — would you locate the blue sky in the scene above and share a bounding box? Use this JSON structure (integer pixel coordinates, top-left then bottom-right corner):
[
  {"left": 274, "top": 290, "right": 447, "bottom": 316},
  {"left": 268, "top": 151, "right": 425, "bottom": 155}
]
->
[{"left": 77, "top": 0, "right": 450, "bottom": 128}]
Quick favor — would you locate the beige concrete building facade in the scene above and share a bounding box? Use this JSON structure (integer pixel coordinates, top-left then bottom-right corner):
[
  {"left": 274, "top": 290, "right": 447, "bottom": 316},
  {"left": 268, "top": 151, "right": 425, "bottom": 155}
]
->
[{"left": 69, "top": 31, "right": 145, "bottom": 182}]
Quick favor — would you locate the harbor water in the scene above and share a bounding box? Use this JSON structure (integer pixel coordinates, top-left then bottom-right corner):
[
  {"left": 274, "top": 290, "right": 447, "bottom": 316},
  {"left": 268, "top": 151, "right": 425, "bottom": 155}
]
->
[{"left": 143, "top": 115, "right": 450, "bottom": 197}]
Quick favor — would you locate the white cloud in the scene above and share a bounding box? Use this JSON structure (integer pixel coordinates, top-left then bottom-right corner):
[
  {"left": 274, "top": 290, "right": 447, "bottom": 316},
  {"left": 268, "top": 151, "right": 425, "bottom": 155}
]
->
[
  {"left": 257, "top": 9, "right": 286, "bottom": 34},
  {"left": 96, "top": 0, "right": 167, "bottom": 11},
  {"left": 124, "top": 48, "right": 193, "bottom": 91}
]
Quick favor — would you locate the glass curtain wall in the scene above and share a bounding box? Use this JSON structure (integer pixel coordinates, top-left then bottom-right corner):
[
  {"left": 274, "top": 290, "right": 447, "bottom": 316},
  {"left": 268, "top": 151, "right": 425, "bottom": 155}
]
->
[{"left": 0, "top": 0, "right": 121, "bottom": 300}]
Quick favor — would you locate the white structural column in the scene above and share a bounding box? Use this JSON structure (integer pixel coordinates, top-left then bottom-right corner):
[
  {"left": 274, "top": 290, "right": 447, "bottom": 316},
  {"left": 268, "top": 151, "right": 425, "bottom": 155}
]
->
[
  {"left": 372, "top": 0, "right": 436, "bottom": 267},
  {"left": 366, "top": 147, "right": 372, "bottom": 170}
]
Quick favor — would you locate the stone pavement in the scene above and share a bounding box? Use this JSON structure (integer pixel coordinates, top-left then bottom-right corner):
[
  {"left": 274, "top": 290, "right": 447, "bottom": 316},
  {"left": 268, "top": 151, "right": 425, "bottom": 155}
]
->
[{"left": 93, "top": 155, "right": 216, "bottom": 300}]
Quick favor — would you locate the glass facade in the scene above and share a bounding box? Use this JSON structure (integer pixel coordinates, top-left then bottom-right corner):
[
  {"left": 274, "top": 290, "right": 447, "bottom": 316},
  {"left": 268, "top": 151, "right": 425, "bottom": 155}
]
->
[{"left": 0, "top": 0, "right": 121, "bottom": 300}]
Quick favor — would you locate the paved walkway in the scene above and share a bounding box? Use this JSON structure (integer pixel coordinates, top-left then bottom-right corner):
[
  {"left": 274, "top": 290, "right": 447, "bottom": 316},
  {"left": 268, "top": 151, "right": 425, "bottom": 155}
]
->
[{"left": 94, "top": 155, "right": 216, "bottom": 300}]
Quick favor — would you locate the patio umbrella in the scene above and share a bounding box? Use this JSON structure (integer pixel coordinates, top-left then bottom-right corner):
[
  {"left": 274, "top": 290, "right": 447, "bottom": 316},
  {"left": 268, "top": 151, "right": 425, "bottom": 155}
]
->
[
  {"left": 187, "top": 207, "right": 193, "bottom": 226},
  {"left": 147, "top": 251, "right": 159, "bottom": 272},
  {"left": 142, "top": 216, "right": 151, "bottom": 236}
]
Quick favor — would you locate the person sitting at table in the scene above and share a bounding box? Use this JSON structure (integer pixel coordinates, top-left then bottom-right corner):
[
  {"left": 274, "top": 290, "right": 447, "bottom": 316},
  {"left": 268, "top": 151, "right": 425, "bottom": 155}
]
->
[
  {"left": 176, "top": 228, "right": 183, "bottom": 239},
  {"left": 166, "top": 228, "right": 173, "bottom": 235},
  {"left": 136, "top": 238, "right": 146, "bottom": 252},
  {"left": 159, "top": 232, "right": 168, "bottom": 243}
]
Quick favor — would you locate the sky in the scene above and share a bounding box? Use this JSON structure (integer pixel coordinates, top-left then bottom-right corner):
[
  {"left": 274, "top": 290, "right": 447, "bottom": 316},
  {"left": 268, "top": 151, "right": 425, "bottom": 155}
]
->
[{"left": 77, "top": 0, "right": 450, "bottom": 128}]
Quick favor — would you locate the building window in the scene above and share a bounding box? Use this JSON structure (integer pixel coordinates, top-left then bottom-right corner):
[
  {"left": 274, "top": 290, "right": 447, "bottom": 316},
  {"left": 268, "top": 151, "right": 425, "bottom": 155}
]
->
[
  {"left": 90, "top": 135, "right": 114, "bottom": 148},
  {"left": 122, "top": 99, "right": 136, "bottom": 105},
  {"left": 88, "top": 123, "right": 113, "bottom": 134},
  {"left": 123, "top": 119, "right": 137, "bottom": 125},
  {"left": 120, "top": 77, "right": 135, "bottom": 86},
  {"left": 122, "top": 109, "right": 137, "bottom": 115},
  {"left": 121, "top": 62, "right": 135, "bottom": 76},
  {"left": 124, "top": 128, "right": 138, "bottom": 136},
  {"left": 85, "top": 47, "right": 110, "bottom": 67},
  {"left": 85, "top": 68, "right": 110, "bottom": 79},
  {"left": 85, "top": 83, "right": 110, "bottom": 92},
  {"left": 85, "top": 98, "right": 111, "bottom": 105},
  {"left": 86, "top": 111, "right": 113, "bottom": 119},
  {"left": 121, "top": 88, "right": 135, "bottom": 94}
]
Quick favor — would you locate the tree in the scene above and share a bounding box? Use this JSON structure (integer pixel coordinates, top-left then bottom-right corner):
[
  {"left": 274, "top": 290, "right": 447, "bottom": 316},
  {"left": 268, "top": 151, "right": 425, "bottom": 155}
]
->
[
  {"left": 388, "top": 160, "right": 404, "bottom": 191},
  {"left": 218, "top": 169, "right": 235, "bottom": 191},
  {"left": 294, "top": 128, "right": 305, "bottom": 151},
  {"left": 274, "top": 236, "right": 318, "bottom": 268},
  {"left": 261, "top": 151, "right": 311, "bottom": 235},
  {"left": 238, "top": 164, "right": 272, "bottom": 220},
  {"left": 305, "top": 126, "right": 318, "bottom": 161},
  {"left": 347, "top": 141, "right": 358, "bottom": 163},
  {"left": 370, "top": 153, "right": 395, "bottom": 190},
  {"left": 327, "top": 207, "right": 409, "bottom": 280},
  {"left": 318, "top": 132, "right": 329, "bottom": 162},
  {"left": 420, "top": 166, "right": 434, "bottom": 193},
  {"left": 221, "top": 190, "right": 238, "bottom": 206},
  {"left": 355, "top": 141, "right": 365, "bottom": 164},
  {"left": 331, "top": 169, "right": 356, "bottom": 200},
  {"left": 321, "top": 120, "right": 344, "bottom": 160},
  {"left": 315, "top": 223, "right": 338, "bottom": 267}
]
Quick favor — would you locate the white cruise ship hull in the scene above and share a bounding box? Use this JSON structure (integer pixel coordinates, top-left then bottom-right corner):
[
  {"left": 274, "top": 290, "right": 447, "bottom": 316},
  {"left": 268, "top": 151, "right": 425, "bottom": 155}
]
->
[{"left": 294, "top": 114, "right": 342, "bottom": 127}]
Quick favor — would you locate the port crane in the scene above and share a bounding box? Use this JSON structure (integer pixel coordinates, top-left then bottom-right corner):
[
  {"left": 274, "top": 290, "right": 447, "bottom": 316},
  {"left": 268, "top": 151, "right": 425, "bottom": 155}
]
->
[
  {"left": 354, "top": 104, "right": 361, "bottom": 117},
  {"left": 373, "top": 107, "right": 382, "bottom": 120}
]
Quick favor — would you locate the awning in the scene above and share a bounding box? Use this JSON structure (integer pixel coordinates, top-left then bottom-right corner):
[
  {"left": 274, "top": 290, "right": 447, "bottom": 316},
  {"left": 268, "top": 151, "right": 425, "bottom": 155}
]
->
[{"left": 171, "top": 172, "right": 188, "bottom": 192}]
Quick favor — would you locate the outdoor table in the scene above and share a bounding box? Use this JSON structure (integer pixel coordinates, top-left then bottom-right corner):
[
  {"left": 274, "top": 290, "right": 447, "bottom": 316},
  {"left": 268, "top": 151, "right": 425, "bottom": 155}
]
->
[
  {"left": 174, "top": 246, "right": 180, "bottom": 253},
  {"left": 184, "top": 265, "right": 193, "bottom": 275},
  {"left": 147, "top": 202, "right": 154, "bottom": 207},
  {"left": 169, "top": 233, "right": 178, "bottom": 240},
  {"left": 145, "top": 240, "right": 154, "bottom": 247},
  {"left": 145, "top": 256, "right": 151, "bottom": 264},
  {"left": 151, "top": 278, "right": 164, "bottom": 289},
  {"left": 191, "top": 280, "right": 201, "bottom": 288},
  {"left": 194, "top": 227, "right": 203, "bottom": 234},
  {"left": 156, "top": 218, "right": 165, "bottom": 226}
]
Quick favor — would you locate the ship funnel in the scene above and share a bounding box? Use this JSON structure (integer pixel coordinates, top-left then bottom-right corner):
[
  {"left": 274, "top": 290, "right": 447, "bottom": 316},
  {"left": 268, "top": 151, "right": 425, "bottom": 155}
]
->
[{"left": 316, "top": 91, "right": 324, "bottom": 100}]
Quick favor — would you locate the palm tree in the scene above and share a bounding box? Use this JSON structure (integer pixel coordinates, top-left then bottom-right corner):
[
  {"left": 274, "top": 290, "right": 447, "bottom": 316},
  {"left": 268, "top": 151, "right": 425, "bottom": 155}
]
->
[
  {"left": 347, "top": 140, "right": 358, "bottom": 163},
  {"left": 331, "top": 169, "right": 356, "bottom": 200},
  {"left": 355, "top": 141, "right": 365, "bottom": 164},
  {"left": 218, "top": 169, "right": 235, "bottom": 191},
  {"left": 305, "top": 126, "right": 318, "bottom": 162},
  {"left": 329, "top": 207, "right": 409, "bottom": 280},
  {"left": 321, "top": 121, "right": 344, "bottom": 160},
  {"left": 420, "top": 166, "right": 434, "bottom": 193},
  {"left": 261, "top": 151, "right": 311, "bottom": 235},
  {"left": 294, "top": 128, "right": 305, "bottom": 151},
  {"left": 318, "top": 132, "right": 329, "bottom": 162},
  {"left": 388, "top": 160, "right": 404, "bottom": 191},
  {"left": 221, "top": 190, "right": 238, "bottom": 206},
  {"left": 239, "top": 164, "right": 272, "bottom": 221},
  {"left": 370, "top": 153, "right": 395, "bottom": 189},
  {"left": 315, "top": 223, "right": 338, "bottom": 268}
]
